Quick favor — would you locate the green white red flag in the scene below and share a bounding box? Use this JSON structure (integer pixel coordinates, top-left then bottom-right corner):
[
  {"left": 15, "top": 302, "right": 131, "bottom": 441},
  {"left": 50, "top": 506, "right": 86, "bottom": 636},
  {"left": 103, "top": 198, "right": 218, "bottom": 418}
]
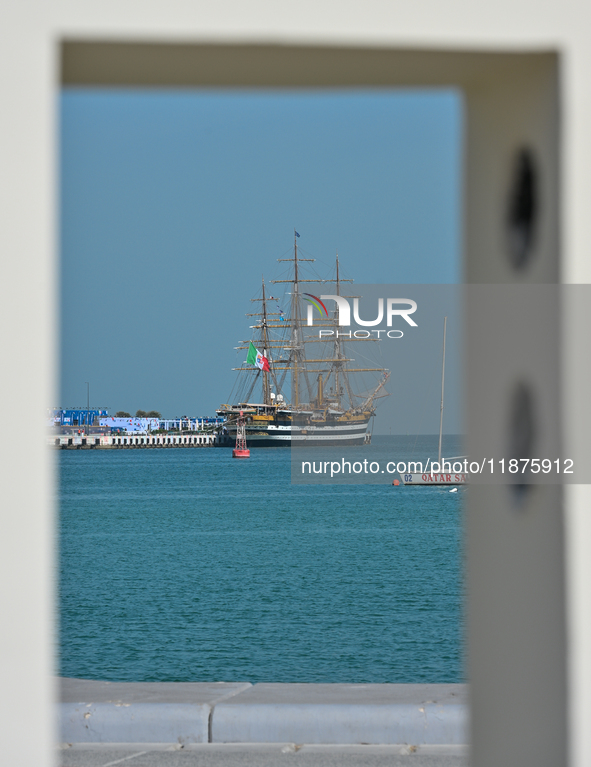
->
[{"left": 246, "top": 341, "right": 270, "bottom": 372}]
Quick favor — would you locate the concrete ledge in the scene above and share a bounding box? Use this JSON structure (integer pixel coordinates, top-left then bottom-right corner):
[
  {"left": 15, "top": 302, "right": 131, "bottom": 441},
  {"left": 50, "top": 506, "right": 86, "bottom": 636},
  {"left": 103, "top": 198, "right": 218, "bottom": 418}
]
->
[
  {"left": 212, "top": 683, "right": 467, "bottom": 745},
  {"left": 59, "top": 679, "right": 467, "bottom": 745},
  {"left": 59, "top": 679, "right": 251, "bottom": 744}
]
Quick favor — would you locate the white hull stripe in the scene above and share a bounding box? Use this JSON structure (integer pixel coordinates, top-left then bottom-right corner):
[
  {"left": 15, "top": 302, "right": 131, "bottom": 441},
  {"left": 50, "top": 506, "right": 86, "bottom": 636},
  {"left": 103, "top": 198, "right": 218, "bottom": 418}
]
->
[
  {"left": 399, "top": 472, "right": 468, "bottom": 485},
  {"left": 234, "top": 433, "right": 369, "bottom": 443}
]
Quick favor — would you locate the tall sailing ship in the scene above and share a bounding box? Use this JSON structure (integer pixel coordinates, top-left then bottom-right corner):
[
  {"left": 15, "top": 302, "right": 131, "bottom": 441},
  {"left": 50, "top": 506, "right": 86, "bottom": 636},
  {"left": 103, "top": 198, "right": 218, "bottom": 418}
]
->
[{"left": 216, "top": 233, "right": 390, "bottom": 446}]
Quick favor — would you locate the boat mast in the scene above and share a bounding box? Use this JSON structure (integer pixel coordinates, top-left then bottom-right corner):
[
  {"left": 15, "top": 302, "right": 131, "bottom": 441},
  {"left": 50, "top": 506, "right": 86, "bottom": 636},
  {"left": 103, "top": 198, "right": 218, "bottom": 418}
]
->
[
  {"left": 438, "top": 316, "right": 447, "bottom": 466},
  {"left": 292, "top": 230, "right": 300, "bottom": 407}
]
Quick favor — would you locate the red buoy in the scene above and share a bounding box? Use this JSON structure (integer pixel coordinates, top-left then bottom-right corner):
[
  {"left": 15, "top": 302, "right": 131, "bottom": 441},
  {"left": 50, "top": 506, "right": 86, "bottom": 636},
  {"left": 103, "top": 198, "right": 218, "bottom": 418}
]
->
[
  {"left": 392, "top": 479, "right": 400, "bottom": 486},
  {"left": 233, "top": 448, "right": 250, "bottom": 458},
  {"left": 232, "top": 410, "right": 250, "bottom": 458}
]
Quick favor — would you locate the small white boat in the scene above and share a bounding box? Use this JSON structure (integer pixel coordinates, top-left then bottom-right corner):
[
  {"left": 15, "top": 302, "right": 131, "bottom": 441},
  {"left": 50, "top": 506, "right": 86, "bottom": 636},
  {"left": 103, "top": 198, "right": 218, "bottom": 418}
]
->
[
  {"left": 399, "top": 465, "right": 468, "bottom": 486},
  {"left": 398, "top": 317, "right": 468, "bottom": 487}
]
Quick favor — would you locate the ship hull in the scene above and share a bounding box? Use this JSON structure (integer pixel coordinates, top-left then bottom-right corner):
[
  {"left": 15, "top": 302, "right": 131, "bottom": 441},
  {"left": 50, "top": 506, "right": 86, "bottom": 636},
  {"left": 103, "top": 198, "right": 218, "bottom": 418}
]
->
[{"left": 218, "top": 415, "right": 371, "bottom": 447}]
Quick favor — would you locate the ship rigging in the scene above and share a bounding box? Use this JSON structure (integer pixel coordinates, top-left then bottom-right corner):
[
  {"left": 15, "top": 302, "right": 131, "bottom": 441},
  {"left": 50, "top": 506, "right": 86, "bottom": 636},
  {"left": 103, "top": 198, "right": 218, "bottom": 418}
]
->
[{"left": 217, "top": 233, "right": 390, "bottom": 446}]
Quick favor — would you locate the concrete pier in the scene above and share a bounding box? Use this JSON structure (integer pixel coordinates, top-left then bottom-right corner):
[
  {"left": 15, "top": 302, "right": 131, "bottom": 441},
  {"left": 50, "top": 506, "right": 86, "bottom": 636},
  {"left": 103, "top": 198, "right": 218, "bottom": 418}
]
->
[
  {"left": 50, "top": 433, "right": 224, "bottom": 449},
  {"left": 59, "top": 679, "right": 468, "bottom": 746}
]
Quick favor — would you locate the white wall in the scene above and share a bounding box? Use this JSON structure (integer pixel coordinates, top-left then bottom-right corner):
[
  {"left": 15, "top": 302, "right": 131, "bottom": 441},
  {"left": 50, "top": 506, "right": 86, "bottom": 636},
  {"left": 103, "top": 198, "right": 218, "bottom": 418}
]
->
[{"left": 2, "top": 3, "right": 591, "bottom": 766}]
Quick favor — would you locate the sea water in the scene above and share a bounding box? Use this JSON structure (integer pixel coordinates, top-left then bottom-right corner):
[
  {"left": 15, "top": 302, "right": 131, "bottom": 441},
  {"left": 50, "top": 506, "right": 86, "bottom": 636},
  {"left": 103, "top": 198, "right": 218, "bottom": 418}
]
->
[{"left": 58, "top": 436, "right": 464, "bottom": 683}]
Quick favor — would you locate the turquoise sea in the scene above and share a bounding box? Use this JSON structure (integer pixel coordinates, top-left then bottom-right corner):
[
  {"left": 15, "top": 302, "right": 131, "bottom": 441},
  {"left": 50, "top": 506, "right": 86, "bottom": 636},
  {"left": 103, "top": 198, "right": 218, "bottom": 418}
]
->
[{"left": 58, "top": 436, "right": 464, "bottom": 683}]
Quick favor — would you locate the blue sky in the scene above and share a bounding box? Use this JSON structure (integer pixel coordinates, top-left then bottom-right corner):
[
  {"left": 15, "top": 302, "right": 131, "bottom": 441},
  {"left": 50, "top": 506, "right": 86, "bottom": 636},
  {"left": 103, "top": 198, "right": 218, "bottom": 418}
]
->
[{"left": 60, "top": 89, "right": 462, "bottom": 430}]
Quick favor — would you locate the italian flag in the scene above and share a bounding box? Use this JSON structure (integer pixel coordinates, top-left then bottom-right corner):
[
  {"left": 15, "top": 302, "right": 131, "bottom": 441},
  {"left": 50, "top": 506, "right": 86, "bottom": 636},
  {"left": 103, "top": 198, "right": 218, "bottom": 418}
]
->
[{"left": 247, "top": 342, "right": 270, "bottom": 371}]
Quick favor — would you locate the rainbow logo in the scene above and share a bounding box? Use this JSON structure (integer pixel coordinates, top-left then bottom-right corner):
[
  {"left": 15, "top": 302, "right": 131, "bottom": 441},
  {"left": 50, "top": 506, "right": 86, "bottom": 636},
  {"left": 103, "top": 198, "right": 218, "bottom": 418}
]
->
[{"left": 303, "top": 293, "right": 329, "bottom": 317}]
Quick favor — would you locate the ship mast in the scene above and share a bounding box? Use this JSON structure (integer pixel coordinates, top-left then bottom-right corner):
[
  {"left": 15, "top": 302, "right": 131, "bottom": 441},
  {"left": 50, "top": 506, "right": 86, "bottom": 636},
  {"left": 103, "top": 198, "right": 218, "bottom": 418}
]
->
[
  {"left": 321, "top": 253, "right": 355, "bottom": 410},
  {"left": 272, "top": 230, "right": 316, "bottom": 409},
  {"left": 239, "top": 276, "right": 285, "bottom": 404},
  {"left": 261, "top": 277, "right": 271, "bottom": 405}
]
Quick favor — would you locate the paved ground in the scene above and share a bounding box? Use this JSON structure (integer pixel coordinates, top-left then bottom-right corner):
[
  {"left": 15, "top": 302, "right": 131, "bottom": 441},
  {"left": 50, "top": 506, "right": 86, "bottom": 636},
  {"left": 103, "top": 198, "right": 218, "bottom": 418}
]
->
[{"left": 57, "top": 743, "right": 470, "bottom": 767}]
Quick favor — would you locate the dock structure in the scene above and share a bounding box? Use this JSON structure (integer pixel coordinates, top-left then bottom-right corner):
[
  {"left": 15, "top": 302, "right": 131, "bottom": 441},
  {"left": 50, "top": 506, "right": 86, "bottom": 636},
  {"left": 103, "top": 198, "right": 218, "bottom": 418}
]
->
[{"left": 50, "top": 432, "right": 226, "bottom": 449}]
